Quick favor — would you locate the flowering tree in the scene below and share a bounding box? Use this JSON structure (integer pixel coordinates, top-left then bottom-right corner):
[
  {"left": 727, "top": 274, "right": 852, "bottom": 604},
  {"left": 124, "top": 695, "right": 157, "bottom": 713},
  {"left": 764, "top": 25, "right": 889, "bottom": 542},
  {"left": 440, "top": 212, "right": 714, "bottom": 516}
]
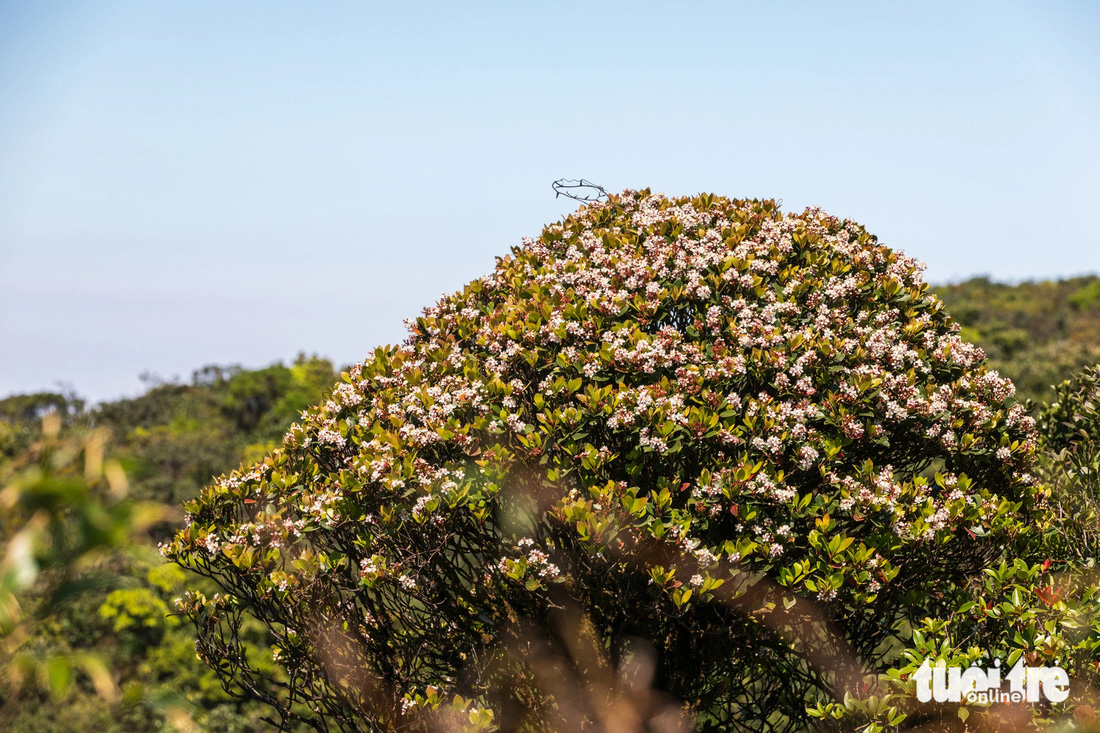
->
[
  {"left": 814, "top": 366, "right": 1100, "bottom": 730},
  {"left": 167, "top": 190, "right": 1038, "bottom": 731}
]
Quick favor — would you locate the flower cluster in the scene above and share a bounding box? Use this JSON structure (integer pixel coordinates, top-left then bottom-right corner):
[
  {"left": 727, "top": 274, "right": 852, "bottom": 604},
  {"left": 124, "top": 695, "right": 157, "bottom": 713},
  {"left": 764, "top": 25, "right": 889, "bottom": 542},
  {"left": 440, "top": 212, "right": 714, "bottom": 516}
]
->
[{"left": 166, "top": 190, "right": 1038, "bottom": 729}]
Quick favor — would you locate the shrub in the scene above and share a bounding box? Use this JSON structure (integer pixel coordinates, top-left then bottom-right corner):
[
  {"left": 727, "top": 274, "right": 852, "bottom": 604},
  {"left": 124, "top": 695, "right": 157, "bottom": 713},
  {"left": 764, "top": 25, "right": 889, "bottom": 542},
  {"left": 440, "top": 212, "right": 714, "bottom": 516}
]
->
[
  {"left": 933, "top": 276, "right": 1100, "bottom": 406},
  {"left": 1038, "top": 364, "right": 1100, "bottom": 453},
  {"left": 168, "top": 190, "right": 1039, "bottom": 731},
  {"left": 1035, "top": 365, "right": 1100, "bottom": 566},
  {"left": 1068, "top": 280, "right": 1100, "bottom": 311},
  {"left": 1, "top": 416, "right": 132, "bottom": 703},
  {"left": 98, "top": 588, "right": 177, "bottom": 636},
  {"left": 819, "top": 365, "right": 1100, "bottom": 730}
]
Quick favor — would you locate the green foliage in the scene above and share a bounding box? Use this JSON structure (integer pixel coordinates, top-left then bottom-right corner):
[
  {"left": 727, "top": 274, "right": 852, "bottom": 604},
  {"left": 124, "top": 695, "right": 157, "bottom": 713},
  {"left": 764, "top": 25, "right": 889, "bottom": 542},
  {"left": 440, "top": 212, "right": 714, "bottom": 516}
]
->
[
  {"left": 1069, "top": 280, "right": 1100, "bottom": 311},
  {"left": 98, "top": 588, "right": 177, "bottom": 635},
  {"left": 0, "top": 392, "right": 84, "bottom": 476},
  {"left": 92, "top": 353, "right": 336, "bottom": 505},
  {"left": 0, "top": 392, "right": 84, "bottom": 425},
  {"left": 934, "top": 276, "right": 1100, "bottom": 406},
  {"left": 810, "top": 557, "right": 1100, "bottom": 730},
  {"left": 1032, "top": 366, "right": 1100, "bottom": 568},
  {"left": 0, "top": 416, "right": 148, "bottom": 706},
  {"left": 170, "top": 191, "right": 1043, "bottom": 731},
  {"left": 1038, "top": 364, "right": 1100, "bottom": 452},
  {"left": 0, "top": 356, "right": 335, "bottom": 732},
  {"left": 815, "top": 363, "right": 1100, "bottom": 731}
]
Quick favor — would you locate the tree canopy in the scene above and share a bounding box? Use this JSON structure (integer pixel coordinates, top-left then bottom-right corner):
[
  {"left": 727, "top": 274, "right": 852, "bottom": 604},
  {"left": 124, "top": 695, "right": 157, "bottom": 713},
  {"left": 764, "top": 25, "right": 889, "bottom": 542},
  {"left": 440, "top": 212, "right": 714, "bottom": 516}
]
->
[{"left": 168, "top": 191, "right": 1042, "bottom": 731}]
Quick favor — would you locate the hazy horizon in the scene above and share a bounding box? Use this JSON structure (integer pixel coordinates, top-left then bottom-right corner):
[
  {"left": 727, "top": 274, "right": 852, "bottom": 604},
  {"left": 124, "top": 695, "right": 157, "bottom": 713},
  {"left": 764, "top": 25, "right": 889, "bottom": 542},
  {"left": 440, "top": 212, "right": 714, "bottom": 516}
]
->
[{"left": 3, "top": 1, "right": 1098, "bottom": 403}]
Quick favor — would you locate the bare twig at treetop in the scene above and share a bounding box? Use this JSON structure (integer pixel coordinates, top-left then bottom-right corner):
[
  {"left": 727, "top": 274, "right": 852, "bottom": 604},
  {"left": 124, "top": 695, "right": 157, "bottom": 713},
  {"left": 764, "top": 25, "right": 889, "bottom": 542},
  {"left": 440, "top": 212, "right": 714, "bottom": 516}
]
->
[{"left": 552, "top": 179, "right": 623, "bottom": 209}]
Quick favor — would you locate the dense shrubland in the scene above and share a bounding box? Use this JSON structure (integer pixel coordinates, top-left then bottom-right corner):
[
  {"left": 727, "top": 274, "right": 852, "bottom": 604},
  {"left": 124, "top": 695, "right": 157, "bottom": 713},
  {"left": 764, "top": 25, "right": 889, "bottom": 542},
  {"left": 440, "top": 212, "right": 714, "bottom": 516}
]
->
[
  {"left": 3, "top": 195, "right": 1100, "bottom": 731},
  {"left": 163, "top": 189, "right": 1089, "bottom": 731},
  {"left": 936, "top": 277, "right": 1100, "bottom": 407},
  {"left": 0, "top": 356, "right": 335, "bottom": 732}
]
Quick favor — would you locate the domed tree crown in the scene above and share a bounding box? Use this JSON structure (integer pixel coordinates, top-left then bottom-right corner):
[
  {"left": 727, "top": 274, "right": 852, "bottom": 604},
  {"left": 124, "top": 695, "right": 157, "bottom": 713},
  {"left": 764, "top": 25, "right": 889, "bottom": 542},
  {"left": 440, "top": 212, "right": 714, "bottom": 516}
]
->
[{"left": 169, "top": 189, "right": 1036, "bottom": 731}]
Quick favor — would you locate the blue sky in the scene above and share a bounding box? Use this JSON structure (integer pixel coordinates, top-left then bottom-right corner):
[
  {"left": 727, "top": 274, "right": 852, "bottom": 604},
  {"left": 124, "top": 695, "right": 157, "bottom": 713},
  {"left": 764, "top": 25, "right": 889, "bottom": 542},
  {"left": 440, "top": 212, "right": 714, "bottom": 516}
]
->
[{"left": 2, "top": 1, "right": 1098, "bottom": 402}]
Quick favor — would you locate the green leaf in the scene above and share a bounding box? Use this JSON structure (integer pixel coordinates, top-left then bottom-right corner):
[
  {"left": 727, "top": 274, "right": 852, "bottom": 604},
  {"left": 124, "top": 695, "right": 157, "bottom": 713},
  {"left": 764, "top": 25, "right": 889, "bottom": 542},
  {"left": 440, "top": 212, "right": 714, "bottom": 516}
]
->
[{"left": 47, "top": 656, "right": 73, "bottom": 698}]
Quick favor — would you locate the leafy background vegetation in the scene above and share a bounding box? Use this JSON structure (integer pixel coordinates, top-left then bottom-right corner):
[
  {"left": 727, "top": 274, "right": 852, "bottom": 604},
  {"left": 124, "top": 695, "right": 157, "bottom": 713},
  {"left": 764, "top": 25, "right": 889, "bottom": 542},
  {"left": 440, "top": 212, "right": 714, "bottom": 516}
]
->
[
  {"left": 1, "top": 355, "right": 336, "bottom": 732},
  {"left": 2, "top": 274, "right": 1099, "bottom": 731},
  {"left": 938, "top": 277, "right": 1100, "bottom": 407}
]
